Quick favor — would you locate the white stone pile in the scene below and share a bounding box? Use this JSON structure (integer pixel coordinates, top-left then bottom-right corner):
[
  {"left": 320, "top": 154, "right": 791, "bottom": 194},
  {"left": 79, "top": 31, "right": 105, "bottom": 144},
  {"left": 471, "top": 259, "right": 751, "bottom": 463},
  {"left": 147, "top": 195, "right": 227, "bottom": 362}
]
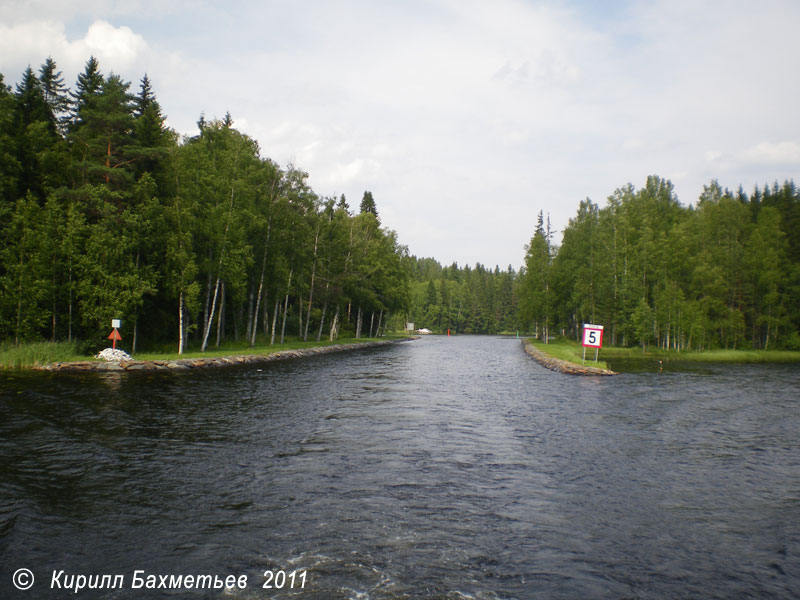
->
[{"left": 96, "top": 348, "right": 133, "bottom": 362}]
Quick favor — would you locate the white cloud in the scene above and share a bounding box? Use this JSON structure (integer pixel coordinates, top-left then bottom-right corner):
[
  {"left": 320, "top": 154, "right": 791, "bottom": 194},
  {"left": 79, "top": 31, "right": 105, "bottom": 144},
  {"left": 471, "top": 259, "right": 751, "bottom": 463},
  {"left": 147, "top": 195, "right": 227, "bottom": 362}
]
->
[
  {"left": 1, "top": 18, "right": 152, "bottom": 85},
  {"left": 742, "top": 142, "right": 800, "bottom": 166},
  {"left": 2, "top": 0, "right": 800, "bottom": 267},
  {"left": 0, "top": 20, "right": 71, "bottom": 69},
  {"left": 80, "top": 20, "right": 147, "bottom": 71}
]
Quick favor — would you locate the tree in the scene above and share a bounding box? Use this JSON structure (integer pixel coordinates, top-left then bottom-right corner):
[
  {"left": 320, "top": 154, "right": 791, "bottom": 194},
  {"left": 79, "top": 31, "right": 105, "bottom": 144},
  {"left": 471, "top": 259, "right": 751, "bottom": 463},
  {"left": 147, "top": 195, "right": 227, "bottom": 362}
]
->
[
  {"left": 38, "top": 57, "right": 71, "bottom": 132},
  {"left": 359, "top": 190, "right": 379, "bottom": 221},
  {"left": 14, "top": 66, "right": 52, "bottom": 201},
  {"left": 0, "top": 73, "right": 21, "bottom": 211},
  {"left": 130, "top": 75, "right": 170, "bottom": 176},
  {"left": 519, "top": 211, "right": 553, "bottom": 341},
  {"left": 0, "top": 196, "right": 47, "bottom": 343}
]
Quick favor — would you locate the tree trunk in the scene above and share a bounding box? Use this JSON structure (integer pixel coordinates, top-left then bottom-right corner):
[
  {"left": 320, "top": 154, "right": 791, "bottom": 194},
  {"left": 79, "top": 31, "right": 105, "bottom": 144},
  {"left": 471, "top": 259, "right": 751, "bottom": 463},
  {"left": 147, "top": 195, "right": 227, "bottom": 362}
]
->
[
  {"left": 203, "top": 272, "right": 212, "bottom": 338},
  {"left": 263, "top": 287, "right": 269, "bottom": 337},
  {"left": 317, "top": 301, "right": 327, "bottom": 342},
  {"left": 178, "top": 290, "right": 185, "bottom": 354},
  {"left": 329, "top": 305, "right": 340, "bottom": 341},
  {"left": 355, "top": 306, "right": 362, "bottom": 338},
  {"left": 245, "top": 288, "right": 254, "bottom": 344},
  {"left": 200, "top": 275, "right": 221, "bottom": 352},
  {"left": 303, "top": 228, "right": 319, "bottom": 341},
  {"left": 280, "top": 269, "right": 292, "bottom": 344},
  {"left": 251, "top": 220, "right": 272, "bottom": 346},
  {"left": 369, "top": 311, "right": 375, "bottom": 337},
  {"left": 270, "top": 296, "right": 279, "bottom": 345},
  {"left": 51, "top": 280, "right": 57, "bottom": 342},
  {"left": 67, "top": 263, "right": 73, "bottom": 343},
  {"left": 202, "top": 156, "right": 239, "bottom": 352},
  {"left": 215, "top": 281, "right": 225, "bottom": 347}
]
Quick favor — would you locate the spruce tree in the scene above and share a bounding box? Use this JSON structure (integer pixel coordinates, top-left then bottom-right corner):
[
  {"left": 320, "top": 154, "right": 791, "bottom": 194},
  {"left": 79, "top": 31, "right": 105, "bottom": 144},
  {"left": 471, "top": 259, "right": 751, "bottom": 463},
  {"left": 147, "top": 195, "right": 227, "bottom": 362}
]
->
[
  {"left": 69, "top": 56, "right": 103, "bottom": 131},
  {"left": 38, "top": 57, "right": 71, "bottom": 133},
  {"left": 360, "top": 190, "right": 378, "bottom": 220}
]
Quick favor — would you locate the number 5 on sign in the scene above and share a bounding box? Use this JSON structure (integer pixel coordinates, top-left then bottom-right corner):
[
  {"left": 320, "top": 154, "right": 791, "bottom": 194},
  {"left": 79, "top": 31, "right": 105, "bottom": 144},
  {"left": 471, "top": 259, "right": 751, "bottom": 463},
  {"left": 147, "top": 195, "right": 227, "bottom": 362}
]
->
[{"left": 582, "top": 324, "right": 604, "bottom": 348}]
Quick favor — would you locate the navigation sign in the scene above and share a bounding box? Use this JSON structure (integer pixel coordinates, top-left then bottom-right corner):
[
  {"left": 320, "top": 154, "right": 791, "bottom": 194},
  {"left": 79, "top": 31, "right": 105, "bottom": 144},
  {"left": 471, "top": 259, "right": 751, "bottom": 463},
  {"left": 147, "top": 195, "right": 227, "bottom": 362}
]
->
[
  {"left": 582, "top": 324, "right": 604, "bottom": 364},
  {"left": 582, "top": 324, "right": 604, "bottom": 348},
  {"left": 108, "top": 322, "right": 122, "bottom": 350}
]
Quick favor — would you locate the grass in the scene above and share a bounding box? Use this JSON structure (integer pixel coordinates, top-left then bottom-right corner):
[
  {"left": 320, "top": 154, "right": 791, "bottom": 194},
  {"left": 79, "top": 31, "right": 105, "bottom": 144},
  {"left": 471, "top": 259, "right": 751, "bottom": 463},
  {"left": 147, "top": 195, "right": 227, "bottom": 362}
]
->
[
  {"left": 529, "top": 337, "right": 800, "bottom": 367},
  {"left": 0, "top": 334, "right": 414, "bottom": 370},
  {"left": 598, "top": 345, "right": 800, "bottom": 363},
  {"left": 528, "top": 338, "right": 611, "bottom": 370},
  {"left": 134, "top": 334, "right": 409, "bottom": 361},
  {"left": 0, "top": 340, "right": 90, "bottom": 370}
]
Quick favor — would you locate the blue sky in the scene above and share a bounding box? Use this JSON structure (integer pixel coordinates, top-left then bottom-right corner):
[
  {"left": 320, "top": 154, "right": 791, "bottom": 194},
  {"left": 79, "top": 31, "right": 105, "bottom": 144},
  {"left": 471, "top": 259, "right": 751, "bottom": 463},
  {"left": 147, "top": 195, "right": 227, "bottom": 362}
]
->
[{"left": 2, "top": 0, "right": 799, "bottom": 269}]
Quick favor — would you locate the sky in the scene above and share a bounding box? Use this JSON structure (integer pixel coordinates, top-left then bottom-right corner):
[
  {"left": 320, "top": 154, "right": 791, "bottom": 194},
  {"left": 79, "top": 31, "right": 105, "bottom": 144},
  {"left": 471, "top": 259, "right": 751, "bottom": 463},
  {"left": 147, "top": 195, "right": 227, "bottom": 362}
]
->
[{"left": 2, "top": 0, "right": 799, "bottom": 269}]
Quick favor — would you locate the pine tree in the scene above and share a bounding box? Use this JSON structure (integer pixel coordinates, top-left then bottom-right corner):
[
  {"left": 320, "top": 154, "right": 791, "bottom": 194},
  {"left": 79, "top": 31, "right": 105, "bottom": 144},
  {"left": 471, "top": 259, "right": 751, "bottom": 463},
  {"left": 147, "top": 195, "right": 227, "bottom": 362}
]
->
[{"left": 70, "top": 72, "right": 136, "bottom": 187}]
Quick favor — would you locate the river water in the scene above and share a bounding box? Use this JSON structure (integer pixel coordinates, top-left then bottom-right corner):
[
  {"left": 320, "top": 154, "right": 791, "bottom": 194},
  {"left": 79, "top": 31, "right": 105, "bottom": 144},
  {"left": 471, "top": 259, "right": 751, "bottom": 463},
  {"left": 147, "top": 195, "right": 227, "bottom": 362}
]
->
[{"left": 1, "top": 336, "right": 799, "bottom": 599}]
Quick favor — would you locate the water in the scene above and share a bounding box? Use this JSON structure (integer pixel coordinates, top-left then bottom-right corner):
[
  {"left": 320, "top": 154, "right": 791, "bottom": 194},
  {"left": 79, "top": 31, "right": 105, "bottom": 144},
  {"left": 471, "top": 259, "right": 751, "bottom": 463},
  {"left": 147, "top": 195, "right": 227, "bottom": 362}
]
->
[{"left": 1, "top": 336, "right": 799, "bottom": 599}]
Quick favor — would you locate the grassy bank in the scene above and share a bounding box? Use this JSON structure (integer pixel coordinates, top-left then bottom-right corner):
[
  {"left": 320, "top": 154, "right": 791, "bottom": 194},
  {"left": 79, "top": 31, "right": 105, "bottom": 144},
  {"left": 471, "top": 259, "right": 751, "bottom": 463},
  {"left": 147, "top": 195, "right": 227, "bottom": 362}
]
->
[
  {"left": 530, "top": 337, "right": 800, "bottom": 366},
  {"left": 528, "top": 339, "right": 611, "bottom": 370},
  {"left": 0, "top": 341, "right": 89, "bottom": 369},
  {"left": 599, "top": 345, "right": 800, "bottom": 363},
  {"left": 133, "top": 335, "right": 409, "bottom": 362},
  {"left": 0, "top": 335, "right": 412, "bottom": 370}
]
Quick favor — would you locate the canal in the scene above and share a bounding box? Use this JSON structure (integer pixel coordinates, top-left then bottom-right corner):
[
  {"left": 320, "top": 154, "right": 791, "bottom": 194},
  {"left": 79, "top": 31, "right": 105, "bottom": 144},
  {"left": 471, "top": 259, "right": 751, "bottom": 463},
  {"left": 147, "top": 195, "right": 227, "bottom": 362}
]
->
[{"left": 1, "top": 336, "right": 798, "bottom": 598}]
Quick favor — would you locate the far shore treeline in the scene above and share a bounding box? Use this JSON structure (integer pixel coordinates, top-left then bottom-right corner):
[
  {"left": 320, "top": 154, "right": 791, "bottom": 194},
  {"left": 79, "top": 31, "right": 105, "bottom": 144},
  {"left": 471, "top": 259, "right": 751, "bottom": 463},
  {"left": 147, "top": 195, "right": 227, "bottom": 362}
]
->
[{"left": 1, "top": 56, "right": 799, "bottom": 355}]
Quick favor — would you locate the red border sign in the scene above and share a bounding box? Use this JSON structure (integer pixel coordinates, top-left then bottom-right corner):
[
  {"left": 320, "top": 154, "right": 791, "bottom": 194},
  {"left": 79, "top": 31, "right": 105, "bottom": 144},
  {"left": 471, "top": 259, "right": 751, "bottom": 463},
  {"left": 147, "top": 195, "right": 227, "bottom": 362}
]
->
[{"left": 582, "top": 324, "right": 604, "bottom": 348}]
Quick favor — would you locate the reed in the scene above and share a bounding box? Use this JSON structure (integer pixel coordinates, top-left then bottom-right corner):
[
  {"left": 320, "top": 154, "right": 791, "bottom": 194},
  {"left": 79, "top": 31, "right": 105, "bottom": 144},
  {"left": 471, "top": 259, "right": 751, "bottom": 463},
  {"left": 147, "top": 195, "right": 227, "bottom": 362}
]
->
[{"left": 0, "top": 340, "right": 88, "bottom": 369}]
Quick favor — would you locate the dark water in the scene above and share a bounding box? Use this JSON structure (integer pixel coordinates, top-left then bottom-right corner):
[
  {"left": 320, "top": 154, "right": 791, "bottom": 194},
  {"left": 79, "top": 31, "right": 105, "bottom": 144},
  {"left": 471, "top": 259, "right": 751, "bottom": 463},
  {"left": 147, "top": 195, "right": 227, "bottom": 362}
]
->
[{"left": 1, "top": 336, "right": 799, "bottom": 599}]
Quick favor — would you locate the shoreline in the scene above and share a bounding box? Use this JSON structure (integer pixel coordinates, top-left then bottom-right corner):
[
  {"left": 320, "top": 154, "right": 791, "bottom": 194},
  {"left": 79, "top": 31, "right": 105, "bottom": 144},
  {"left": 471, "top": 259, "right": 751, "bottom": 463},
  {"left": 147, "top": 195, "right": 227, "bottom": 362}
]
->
[
  {"left": 35, "top": 338, "right": 417, "bottom": 373},
  {"left": 522, "top": 339, "right": 617, "bottom": 376}
]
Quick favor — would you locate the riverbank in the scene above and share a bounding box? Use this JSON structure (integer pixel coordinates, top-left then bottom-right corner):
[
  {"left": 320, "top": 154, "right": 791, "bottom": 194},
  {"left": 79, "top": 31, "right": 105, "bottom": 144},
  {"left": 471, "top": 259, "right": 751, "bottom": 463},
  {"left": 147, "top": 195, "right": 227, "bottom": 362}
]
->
[
  {"left": 522, "top": 339, "right": 617, "bottom": 376},
  {"left": 32, "top": 337, "right": 417, "bottom": 373},
  {"left": 599, "top": 345, "right": 800, "bottom": 363}
]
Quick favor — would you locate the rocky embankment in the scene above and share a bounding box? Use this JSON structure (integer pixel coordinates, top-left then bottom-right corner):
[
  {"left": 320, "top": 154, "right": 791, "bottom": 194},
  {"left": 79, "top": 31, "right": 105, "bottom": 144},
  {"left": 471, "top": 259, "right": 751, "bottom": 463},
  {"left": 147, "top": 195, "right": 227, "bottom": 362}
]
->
[
  {"left": 522, "top": 339, "right": 617, "bottom": 376},
  {"left": 36, "top": 338, "right": 416, "bottom": 373}
]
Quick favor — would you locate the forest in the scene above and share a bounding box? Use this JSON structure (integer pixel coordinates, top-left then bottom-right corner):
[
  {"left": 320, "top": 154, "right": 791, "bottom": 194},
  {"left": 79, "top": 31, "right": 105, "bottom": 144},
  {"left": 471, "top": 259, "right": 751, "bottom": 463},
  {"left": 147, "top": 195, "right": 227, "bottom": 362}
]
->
[
  {"left": 0, "top": 57, "right": 409, "bottom": 353},
  {"left": 406, "top": 258, "right": 519, "bottom": 335},
  {"left": 519, "top": 176, "right": 800, "bottom": 351},
  {"left": 2, "top": 56, "right": 799, "bottom": 354}
]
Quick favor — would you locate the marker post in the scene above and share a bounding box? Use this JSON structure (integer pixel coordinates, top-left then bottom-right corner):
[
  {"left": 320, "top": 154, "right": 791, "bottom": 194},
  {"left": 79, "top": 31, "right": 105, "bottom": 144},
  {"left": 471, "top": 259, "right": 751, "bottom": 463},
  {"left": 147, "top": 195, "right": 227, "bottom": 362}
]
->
[
  {"left": 581, "top": 324, "right": 604, "bottom": 364},
  {"left": 108, "top": 319, "right": 122, "bottom": 350}
]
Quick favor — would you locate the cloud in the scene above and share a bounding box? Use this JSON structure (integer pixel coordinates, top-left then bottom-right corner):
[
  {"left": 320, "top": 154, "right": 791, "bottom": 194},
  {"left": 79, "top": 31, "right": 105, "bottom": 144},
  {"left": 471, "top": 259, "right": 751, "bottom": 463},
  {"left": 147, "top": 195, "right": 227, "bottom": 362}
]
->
[
  {"left": 1, "top": 18, "right": 150, "bottom": 81},
  {"left": 2, "top": 1, "right": 800, "bottom": 268},
  {"left": 80, "top": 20, "right": 148, "bottom": 71},
  {"left": 0, "top": 20, "right": 71, "bottom": 70},
  {"left": 742, "top": 142, "right": 800, "bottom": 166}
]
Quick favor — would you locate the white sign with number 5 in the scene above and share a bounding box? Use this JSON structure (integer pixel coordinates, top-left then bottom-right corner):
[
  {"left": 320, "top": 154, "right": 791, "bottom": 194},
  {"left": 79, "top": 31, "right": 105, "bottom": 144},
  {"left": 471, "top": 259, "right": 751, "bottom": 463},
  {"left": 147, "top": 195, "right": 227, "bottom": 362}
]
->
[{"left": 582, "top": 324, "right": 604, "bottom": 348}]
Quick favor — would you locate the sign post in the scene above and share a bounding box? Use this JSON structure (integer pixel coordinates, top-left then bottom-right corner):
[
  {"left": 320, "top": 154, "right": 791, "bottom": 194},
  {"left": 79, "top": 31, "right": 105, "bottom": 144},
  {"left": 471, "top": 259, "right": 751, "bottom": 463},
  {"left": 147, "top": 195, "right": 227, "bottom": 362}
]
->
[
  {"left": 108, "top": 319, "right": 122, "bottom": 350},
  {"left": 581, "top": 324, "right": 604, "bottom": 364}
]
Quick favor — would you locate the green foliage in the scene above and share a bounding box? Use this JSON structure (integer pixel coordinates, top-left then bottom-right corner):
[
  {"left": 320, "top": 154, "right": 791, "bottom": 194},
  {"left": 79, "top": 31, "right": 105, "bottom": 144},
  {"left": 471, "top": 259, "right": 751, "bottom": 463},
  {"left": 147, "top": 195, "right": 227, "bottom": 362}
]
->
[
  {"left": 406, "top": 259, "right": 518, "bottom": 335},
  {"left": 0, "top": 55, "right": 410, "bottom": 355},
  {"left": 2, "top": 55, "right": 798, "bottom": 358},
  {"left": 520, "top": 175, "right": 800, "bottom": 350},
  {"left": 0, "top": 339, "right": 88, "bottom": 369},
  {"left": 519, "top": 210, "right": 553, "bottom": 340}
]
